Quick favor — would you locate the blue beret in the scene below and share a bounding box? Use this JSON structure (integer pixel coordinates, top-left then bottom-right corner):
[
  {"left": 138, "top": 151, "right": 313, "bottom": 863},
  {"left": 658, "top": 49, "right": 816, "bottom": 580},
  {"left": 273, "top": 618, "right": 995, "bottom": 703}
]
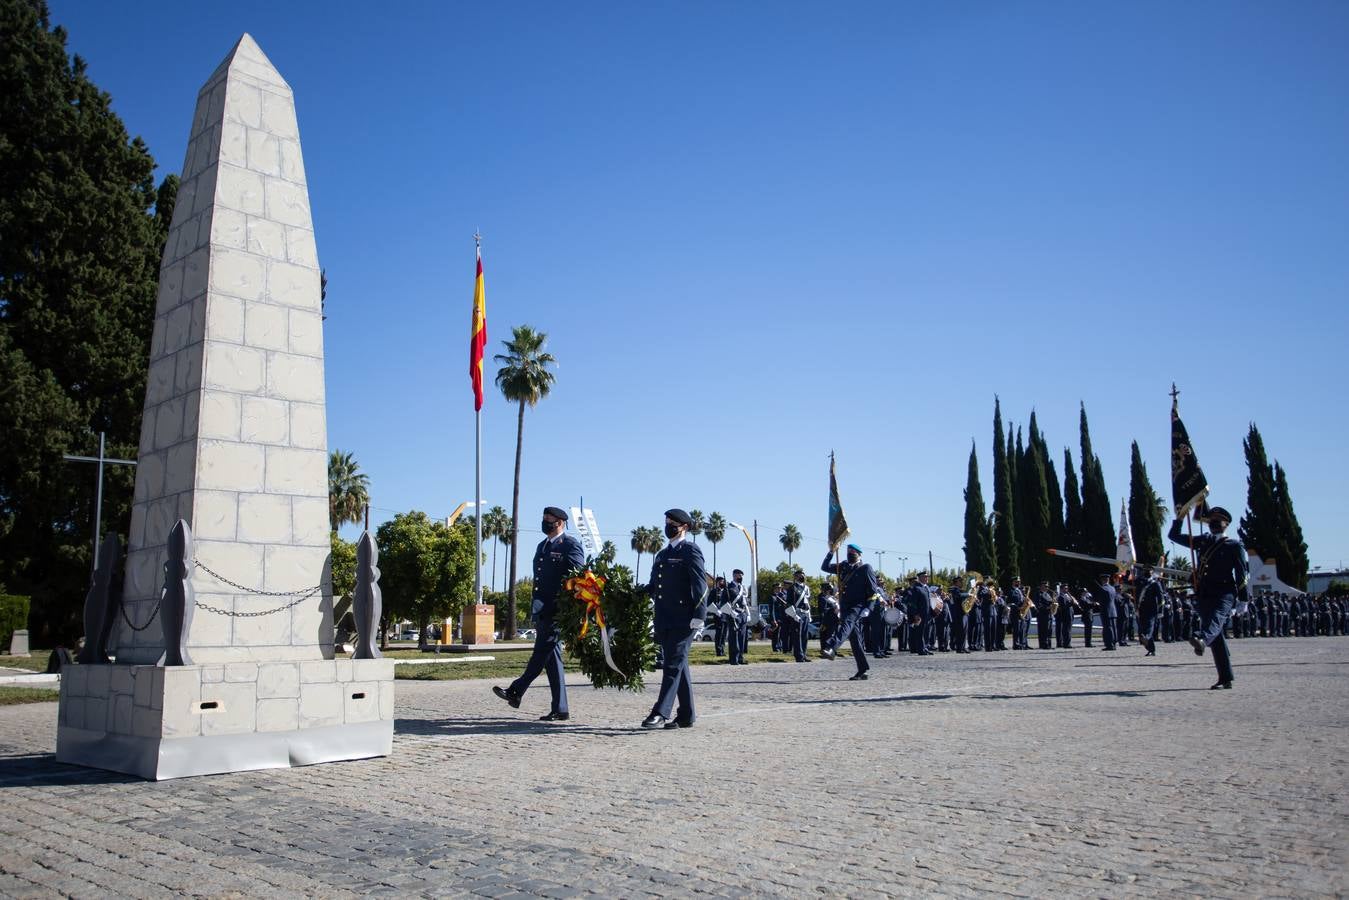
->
[{"left": 846, "top": 543, "right": 862, "bottom": 554}]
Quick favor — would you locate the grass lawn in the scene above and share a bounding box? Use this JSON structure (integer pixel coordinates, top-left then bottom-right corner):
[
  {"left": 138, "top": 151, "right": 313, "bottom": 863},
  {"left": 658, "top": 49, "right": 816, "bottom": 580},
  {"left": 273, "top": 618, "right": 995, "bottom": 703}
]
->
[
  {"left": 393, "top": 643, "right": 855, "bottom": 681},
  {"left": 0, "top": 686, "right": 60, "bottom": 705},
  {"left": 0, "top": 652, "right": 45, "bottom": 672}
]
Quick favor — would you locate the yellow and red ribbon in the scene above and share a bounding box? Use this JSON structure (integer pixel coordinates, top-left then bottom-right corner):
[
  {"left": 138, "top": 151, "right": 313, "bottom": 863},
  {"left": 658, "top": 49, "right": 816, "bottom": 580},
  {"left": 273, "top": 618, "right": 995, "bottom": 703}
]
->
[
  {"left": 565, "top": 569, "right": 623, "bottom": 678},
  {"left": 566, "top": 570, "right": 608, "bottom": 636}
]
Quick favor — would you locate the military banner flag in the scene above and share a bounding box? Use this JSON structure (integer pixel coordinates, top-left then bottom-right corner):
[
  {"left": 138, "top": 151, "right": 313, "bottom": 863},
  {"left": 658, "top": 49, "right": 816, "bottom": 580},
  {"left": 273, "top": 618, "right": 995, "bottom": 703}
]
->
[
  {"left": 1116, "top": 498, "right": 1136, "bottom": 570},
  {"left": 1170, "top": 386, "right": 1208, "bottom": 518},
  {"left": 469, "top": 244, "right": 487, "bottom": 411},
  {"left": 827, "top": 452, "right": 850, "bottom": 551}
]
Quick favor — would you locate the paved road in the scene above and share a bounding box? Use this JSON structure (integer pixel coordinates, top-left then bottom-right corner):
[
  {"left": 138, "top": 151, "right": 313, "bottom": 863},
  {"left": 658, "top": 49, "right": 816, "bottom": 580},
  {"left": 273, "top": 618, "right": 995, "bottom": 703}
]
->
[{"left": 1, "top": 638, "right": 1345, "bottom": 898}]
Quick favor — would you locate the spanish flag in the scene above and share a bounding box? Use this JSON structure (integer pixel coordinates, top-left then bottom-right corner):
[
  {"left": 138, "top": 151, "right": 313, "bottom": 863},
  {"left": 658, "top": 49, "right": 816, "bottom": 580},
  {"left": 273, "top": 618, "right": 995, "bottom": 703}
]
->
[{"left": 469, "top": 246, "right": 487, "bottom": 411}]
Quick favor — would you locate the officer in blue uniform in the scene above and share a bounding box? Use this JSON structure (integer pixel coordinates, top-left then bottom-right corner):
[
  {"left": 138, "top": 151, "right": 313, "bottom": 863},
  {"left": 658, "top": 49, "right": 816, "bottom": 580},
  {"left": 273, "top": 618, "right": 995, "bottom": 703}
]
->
[
  {"left": 818, "top": 543, "right": 882, "bottom": 680},
  {"left": 493, "top": 506, "right": 586, "bottom": 721},
  {"left": 1168, "top": 505, "right": 1248, "bottom": 689},
  {"left": 1136, "top": 567, "right": 1165, "bottom": 656},
  {"left": 1007, "top": 577, "right": 1028, "bottom": 650},
  {"left": 905, "top": 573, "right": 934, "bottom": 655},
  {"left": 640, "top": 509, "right": 709, "bottom": 729},
  {"left": 729, "top": 569, "right": 751, "bottom": 664},
  {"left": 1084, "top": 572, "right": 1118, "bottom": 650}
]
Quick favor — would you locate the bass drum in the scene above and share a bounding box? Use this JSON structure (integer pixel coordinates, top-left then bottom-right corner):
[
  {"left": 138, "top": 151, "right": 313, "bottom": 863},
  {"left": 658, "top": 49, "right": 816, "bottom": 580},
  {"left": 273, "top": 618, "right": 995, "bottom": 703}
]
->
[{"left": 883, "top": 607, "right": 902, "bottom": 625}]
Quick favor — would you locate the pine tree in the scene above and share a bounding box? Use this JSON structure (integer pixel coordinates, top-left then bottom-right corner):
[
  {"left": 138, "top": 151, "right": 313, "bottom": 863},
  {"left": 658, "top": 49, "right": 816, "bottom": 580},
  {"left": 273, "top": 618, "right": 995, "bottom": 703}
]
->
[
  {"left": 0, "top": 0, "right": 175, "bottom": 642},
  {"left": 963, "top": 441, "right": 996, "bottom": 578},
  {"left": 1078, "top": 403, "right": 1115, "bottom": 557},
  {"left": 991, "top": 398, "right": 1019, "bottom": 587},
  {"left": 1127, "top": 441, "right": 1165, "bottom": 567},
  {"left": 1272, "top": 462, "right": 1309, "bottom": 590}
]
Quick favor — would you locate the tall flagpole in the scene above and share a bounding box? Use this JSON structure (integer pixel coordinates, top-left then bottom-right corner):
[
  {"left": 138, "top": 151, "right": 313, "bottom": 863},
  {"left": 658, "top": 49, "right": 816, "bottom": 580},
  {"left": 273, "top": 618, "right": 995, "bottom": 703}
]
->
[{"left": 474, "top": 232, "right": 484, "bottom": 606}]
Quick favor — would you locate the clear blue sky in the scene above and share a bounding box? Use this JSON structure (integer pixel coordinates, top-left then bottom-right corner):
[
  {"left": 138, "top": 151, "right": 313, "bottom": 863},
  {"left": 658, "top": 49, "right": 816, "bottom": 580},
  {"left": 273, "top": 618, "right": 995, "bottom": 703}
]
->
[{"left": 51, "top": 0, "right": 1349, "bottom": 577}]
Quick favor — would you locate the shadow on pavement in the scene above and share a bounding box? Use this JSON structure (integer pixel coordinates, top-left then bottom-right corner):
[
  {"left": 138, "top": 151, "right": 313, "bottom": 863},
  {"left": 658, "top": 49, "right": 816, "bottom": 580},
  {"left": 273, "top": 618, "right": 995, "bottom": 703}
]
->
[
  {"left": 396, "top": 717, "right": 641, "bottom": 739},
  {"left": 788, "top": 686, "right": 1208, "bottom": 705},
  {"left": 0, "top": 753, "right": 139, "bottom": 789}
]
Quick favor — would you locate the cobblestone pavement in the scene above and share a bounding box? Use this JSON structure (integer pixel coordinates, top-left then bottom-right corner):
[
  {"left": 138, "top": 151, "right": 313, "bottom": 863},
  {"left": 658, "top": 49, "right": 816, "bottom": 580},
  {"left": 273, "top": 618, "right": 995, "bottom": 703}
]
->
[{"left": 1, "top": 638, "right": 1346, "bottom": 898}]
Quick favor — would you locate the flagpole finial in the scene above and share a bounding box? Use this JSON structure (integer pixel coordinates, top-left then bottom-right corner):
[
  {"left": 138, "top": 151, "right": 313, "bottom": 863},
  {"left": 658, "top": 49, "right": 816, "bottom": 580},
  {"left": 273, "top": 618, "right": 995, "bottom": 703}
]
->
[
  {"left": 1170, "top": 383, "right": 1180, "bottom": 402},
  {"left": 474, "top": 230, "right": 482, "bottom": 249}
]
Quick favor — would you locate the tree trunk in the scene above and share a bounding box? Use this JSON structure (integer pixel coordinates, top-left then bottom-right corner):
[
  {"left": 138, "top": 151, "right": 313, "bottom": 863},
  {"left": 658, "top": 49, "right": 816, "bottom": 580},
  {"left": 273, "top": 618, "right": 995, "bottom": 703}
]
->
[
  {"left": 712, "top": 543, "right": 718, "bottom": 579},
  {"left": 417, "top": 612, "right": 430, "bottom": 651},
  {"left": 636, "top": 551, "right": 643, "bottom": 582},
  {"left": 505, "top": 397, "right": 526, "bottom": 640}
]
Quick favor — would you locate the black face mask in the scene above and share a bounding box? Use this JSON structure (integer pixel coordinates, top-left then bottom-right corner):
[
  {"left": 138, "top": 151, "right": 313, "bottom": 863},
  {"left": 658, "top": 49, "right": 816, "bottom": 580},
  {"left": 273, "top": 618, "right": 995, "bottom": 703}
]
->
[
  {"left": 846, "top": 553, "right": 859, "bottom": 565},
  {"left": 542, "top": 520, "right": 557, "bottom": 535},
  {"left": 665, "top": 523, "right": 681, "bottom": 540}
]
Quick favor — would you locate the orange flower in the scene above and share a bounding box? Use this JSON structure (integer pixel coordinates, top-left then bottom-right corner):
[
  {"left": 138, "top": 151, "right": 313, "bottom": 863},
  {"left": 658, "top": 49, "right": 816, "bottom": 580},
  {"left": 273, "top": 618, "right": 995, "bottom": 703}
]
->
[{"left": 566, "top": 570, "right": 608, "bottom": 636}]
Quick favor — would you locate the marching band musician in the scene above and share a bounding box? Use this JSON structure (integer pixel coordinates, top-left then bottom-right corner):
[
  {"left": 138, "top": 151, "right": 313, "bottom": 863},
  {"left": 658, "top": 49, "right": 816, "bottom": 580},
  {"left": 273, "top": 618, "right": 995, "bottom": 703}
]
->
[
  {"left": 904, "top": 572, "right": 935, "bottom": 656},
  {"left": 727, "top": 569, "right": 750, "bottom": 665},
  {"left": 1084, "top": 572, "right": 1119, "bottom": 651},
  {"left": 978, "top": 581, "right": 997, "bottom": 652},
  {"left": 948, "top": 581, "right": 970, "bottom": 653},
  {"left": 1033, "top": 580, "right": 1054, "bottom": 650},
  {"left": 1078, "top": 584, "right": 1096, "bottom": 647},
  {"left": 787, "top": 569, "right": 813, "bottom": 662},
  {"left": 1054, "top": 582, "right": 1076, "bottom": 648}
]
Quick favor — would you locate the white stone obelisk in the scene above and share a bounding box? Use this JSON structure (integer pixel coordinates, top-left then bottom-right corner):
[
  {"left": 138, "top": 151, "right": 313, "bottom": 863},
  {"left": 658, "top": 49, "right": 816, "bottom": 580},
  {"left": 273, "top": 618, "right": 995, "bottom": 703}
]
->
[
  {"left": 56, "top": 35, "right": 393, "bottom": 780},
  {"left": 118, "top": 33, "right": 330, "bottom": 666}
]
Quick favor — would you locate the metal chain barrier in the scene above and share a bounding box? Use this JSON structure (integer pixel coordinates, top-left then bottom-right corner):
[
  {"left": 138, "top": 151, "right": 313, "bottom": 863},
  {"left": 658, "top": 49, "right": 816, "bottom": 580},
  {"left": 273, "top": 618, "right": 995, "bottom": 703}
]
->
[
  {"left": 191, "top": 558, "right": 330, "bottom": 618},
  {"left": 119, "top": 597, "right": 162, "bottom": 632}
]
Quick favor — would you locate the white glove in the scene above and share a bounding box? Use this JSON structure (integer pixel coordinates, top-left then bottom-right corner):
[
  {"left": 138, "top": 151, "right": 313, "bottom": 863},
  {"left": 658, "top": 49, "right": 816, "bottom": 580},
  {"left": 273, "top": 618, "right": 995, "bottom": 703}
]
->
[{"left": 689, "top": 618, "right": 704, "bottom": 631}]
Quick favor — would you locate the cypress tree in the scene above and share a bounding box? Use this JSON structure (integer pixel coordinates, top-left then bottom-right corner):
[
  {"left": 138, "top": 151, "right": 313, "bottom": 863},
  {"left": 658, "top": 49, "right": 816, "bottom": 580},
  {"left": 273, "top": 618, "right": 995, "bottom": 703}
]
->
[
  {"left": 1127, "top": 441, "right": 1165, "bottom": 567},
  {"left": 1012, "top": 426, "right": 1031, "bottom": 582},
  {"left": 1272, "top": 463, "right": 1309, "bottom": 590},
  {"left": 0, "top": 0, "right": 175, "bottom": 641},
  {"left": 1062, "top": 447, "right": 1088, "bottom": 584},
  {"left": 991, "top": 398, "right": 1019, "bottom": 588},
  {"left": 1040, "top": 427, "right": 1065, "bottom": 578},
  {"left": 1078, "top": 403, "right": 1116, "bottom": 557},
  {"left": 1018, "top": 413, "right": 1052, "bottom": 587},
  {"left": 962, "top": 441, "right": 996, "bottom": 578},
  {"left": 1238, "top": 424, "right": 1281, "bottom": 562}
]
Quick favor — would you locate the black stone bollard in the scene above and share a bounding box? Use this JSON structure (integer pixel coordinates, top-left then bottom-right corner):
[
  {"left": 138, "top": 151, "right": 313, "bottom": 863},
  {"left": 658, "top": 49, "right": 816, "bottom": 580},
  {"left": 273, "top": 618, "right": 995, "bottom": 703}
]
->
[
  {"left": 161, "top": 519, "right": 193, "bottom": 666},
  {"left": 77, "top": 533, "right": 120, "bottom": 665},
  {"left": 352, "top": 531, "right": 382, "bottom": 660}
]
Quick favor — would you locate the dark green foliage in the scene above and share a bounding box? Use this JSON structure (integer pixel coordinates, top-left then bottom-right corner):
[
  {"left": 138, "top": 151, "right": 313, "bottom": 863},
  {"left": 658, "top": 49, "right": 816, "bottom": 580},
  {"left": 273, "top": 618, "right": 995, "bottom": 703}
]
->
[
  {"left": 329, "top": 534, "right": 356, "bottom": 601},
  {"left": 1241, "top": 425, "right": 1309, "bottom": 589},
  {"left": 0, "top": 1, "right": 175, "bottom": 643},
  {"left": 0, "top": 594, "right": 31, "bottom": 648},
  {"left": 554, "top": 555, "right": 655, "bottom": 691},
  {"left": 1272, "top": 463, "right": 1308, "bottom": 590},
  {"left": 1127, "top": 442, "right": 1165, "bottom": 567},
  {"left": 1078, "top": 404, "right": 1115, "bottom": 557},
  {"left": 1239, "top": 424, "right": 1279, "bottom": 559},
  {"left": 962, "top": 442, "right": 996, "bottom": 578},
  {"left": 1016, "top": 414, "right": 1053, "bottom": 587},
  {"left": 375, "top": 512, "right": 477, "bottom": 643},
  {"left": 991, "top": 398, "right": 1019, "bottom": 588},
  {"left": 1063, "top": 448, "right": 1083, "bottom": 553}
]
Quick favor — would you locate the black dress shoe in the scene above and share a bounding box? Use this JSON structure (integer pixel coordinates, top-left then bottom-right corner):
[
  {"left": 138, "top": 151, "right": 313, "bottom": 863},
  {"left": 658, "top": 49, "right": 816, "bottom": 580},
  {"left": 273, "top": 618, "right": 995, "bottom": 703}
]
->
[
  {"left": 539, "top": 711, "right": 569, "bottom": 721},
  {"left": 641, "top": 713, "right": 667, "bottom": 729},
  {"left": 1189, "top": 636, "right": 1206, "bottom": 656},
  {"left": 849, "top": 672, "right": 869, "bottom": 681},
  {"left": 1210, "top": 680, "right": 1233, "bottom": 690},
  {"left": 492, "top": 686, "right": 521, "bottom": 709},
  {"left": 664, "top": 717, "right": 695, "bottom": 729},
  {"left": 820, "top": 648, "right": 836, "bottom": 660}
]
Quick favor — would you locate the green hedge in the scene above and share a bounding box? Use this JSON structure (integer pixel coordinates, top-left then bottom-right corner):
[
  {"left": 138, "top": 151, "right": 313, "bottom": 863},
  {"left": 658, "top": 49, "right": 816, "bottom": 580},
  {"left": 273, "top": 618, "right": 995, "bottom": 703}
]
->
[{"left": 0, "top": 595, "right": 31, "bottom": 650}]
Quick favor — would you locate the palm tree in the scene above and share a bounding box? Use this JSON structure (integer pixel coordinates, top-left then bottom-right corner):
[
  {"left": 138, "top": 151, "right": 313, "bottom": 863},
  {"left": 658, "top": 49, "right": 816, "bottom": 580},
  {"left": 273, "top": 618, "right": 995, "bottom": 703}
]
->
[
  {"left": 688, "top": 509, "right": 706, "bottom": 544},
  {"left": 631, "top": 526, "right": 650, "bottom": 580},
  {"left": 705, "top": 512, "right": 728, "bottom": 578},
  {"left": 328, "top": 450, "right": 370, "bottom": 533},
  {"left": 484, "top": 506, "right": 509, "bottom": 592},
  {"left": 494, "top": 325, "right": 557, "bottom": 639},
  {"left": 780, "top": 523, "right": 802, "bottom": 567}
]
